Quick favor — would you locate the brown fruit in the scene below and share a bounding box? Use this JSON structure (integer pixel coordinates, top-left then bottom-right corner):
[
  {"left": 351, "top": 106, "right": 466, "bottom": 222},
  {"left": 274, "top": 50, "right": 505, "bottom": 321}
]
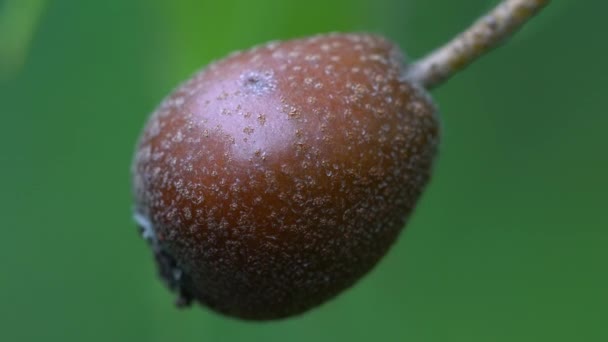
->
[{"left": 132, "top": 33, "right": 439, "bottom": 320}]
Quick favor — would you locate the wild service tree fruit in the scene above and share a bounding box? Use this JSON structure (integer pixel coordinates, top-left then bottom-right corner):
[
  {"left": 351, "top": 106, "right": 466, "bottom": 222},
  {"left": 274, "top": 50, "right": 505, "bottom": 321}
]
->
[{"left": 131, "top": 0, "right": 549, "bottom": 320}]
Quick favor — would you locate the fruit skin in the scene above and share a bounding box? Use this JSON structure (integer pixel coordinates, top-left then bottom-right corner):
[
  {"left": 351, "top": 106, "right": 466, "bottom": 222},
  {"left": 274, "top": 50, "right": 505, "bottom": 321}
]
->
[{"left": 132, "top": 33, "right": 439, "bottom": 320}]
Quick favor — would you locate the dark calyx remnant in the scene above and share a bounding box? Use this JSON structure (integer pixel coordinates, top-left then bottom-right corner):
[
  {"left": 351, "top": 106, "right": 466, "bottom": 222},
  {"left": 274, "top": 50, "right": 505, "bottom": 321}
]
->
[
  {"left": 154, "top": 248, "right": 193, "bottom": 307},
  {"left": 137, "top": 224, "right": 193, "bottom": 307}
]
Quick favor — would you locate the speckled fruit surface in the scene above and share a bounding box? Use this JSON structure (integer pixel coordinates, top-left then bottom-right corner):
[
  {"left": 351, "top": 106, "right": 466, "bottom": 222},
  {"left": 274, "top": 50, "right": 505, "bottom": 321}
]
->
[{"left": 132, "top": 33, "right": 440, "bottom": 320}]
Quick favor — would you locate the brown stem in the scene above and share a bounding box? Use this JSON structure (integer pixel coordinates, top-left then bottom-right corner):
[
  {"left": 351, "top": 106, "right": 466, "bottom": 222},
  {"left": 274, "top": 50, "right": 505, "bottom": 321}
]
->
[{"left": 406, "top": 0, "right": 550, "bottom": 89}]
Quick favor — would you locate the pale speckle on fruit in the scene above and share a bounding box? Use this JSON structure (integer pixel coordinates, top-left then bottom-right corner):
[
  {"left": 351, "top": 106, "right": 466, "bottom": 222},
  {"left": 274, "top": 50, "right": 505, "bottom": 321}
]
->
[{"left": 240, "top": 70, "right": 277, "bottom": 95}]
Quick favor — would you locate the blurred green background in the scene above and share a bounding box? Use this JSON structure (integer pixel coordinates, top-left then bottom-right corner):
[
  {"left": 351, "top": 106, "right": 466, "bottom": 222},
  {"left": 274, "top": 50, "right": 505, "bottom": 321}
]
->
[{"left": 1, "top": 0, "right": 605, "bottom": 341}]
